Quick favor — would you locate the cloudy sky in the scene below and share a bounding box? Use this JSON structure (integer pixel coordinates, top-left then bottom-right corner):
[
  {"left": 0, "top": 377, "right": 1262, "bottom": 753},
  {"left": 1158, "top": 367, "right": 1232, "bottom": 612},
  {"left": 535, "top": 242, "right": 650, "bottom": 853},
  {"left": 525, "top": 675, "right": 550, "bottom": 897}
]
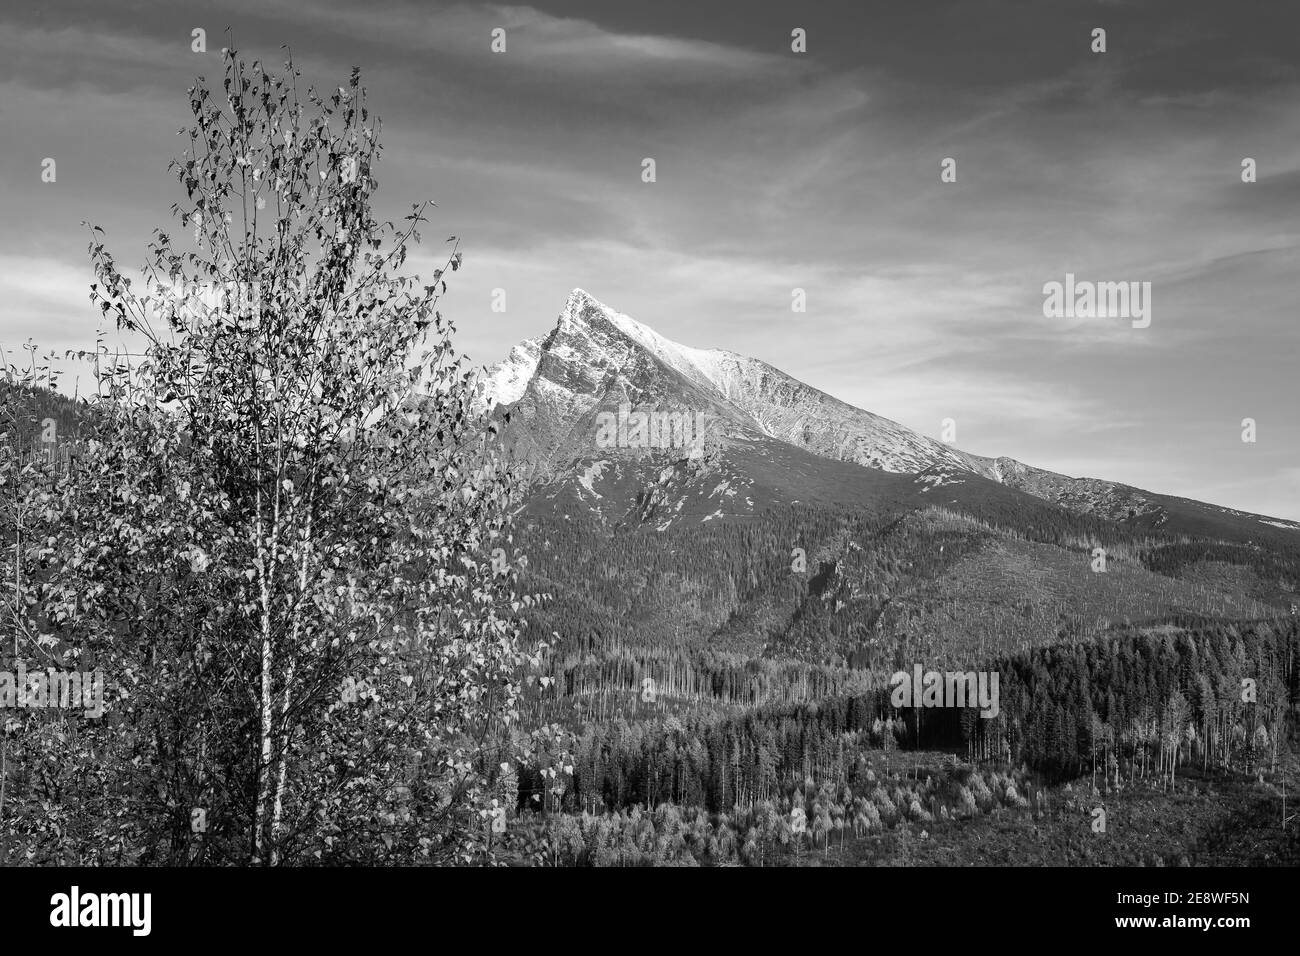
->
[{"left": 2, "top": 0, "right": 1297, "bottom": 518}]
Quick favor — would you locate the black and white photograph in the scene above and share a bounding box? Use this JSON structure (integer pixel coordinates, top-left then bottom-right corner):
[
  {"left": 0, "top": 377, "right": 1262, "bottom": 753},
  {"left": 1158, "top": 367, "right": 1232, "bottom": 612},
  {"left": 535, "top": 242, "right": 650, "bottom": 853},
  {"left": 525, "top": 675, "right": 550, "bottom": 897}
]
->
[{"left": 0, "top": 0, "right": 1294, "bottom": 938}]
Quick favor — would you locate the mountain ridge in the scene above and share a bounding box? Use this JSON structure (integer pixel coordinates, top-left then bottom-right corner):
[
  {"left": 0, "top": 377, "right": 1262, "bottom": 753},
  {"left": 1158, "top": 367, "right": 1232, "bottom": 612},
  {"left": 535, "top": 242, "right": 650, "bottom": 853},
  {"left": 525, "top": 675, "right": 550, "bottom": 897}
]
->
[{"left": 476, "top": 289, "right": 1300, "bottom": 543}]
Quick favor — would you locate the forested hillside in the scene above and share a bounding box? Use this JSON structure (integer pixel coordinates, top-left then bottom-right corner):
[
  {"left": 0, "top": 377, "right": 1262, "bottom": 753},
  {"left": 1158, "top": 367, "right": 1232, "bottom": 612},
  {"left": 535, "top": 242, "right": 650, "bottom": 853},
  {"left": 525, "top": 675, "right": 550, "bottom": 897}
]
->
[
  {"left": 8, "top": 381, "right": 1298, "bottom": 868},
  {"left": 0, "top": 380, "right": 86, "bottom": 448},
  {"left": 497, "top": 472, "right": 1300, "bottom": 866}
]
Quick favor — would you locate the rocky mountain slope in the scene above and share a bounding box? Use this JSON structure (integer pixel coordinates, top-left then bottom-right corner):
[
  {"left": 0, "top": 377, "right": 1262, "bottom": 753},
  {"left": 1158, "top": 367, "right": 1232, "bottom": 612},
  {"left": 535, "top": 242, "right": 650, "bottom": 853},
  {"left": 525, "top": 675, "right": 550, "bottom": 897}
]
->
[{"left": 476, "top": 289, "right": 1300, "bottom": 547}]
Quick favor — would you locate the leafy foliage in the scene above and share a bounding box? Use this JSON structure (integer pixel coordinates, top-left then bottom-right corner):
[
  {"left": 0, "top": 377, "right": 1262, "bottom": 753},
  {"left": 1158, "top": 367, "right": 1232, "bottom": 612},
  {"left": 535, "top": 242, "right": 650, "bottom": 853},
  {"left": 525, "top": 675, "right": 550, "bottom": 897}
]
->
[{"left": 2, "top": 49, "right": 546, "bottom": 865}]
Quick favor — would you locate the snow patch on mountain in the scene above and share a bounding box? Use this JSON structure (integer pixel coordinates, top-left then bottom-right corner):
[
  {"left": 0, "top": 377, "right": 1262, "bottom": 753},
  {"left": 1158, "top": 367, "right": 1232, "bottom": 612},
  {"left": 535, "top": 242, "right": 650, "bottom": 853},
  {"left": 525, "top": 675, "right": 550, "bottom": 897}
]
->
[
  {"left": 915, "top": 468, "right": 966, "bottom": 492},
  {"left": 474, "top": 338, "right": 541, "bottom": 412},
  {"left": 577, "top": 460, "right": 609, "bottom": 499}
]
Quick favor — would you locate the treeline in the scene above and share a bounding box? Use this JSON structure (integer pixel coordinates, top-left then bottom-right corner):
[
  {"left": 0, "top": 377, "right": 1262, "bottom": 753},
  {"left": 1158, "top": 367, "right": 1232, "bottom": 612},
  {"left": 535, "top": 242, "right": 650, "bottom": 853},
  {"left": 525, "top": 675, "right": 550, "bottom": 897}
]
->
[
  {"left": 519, "top": 643, "right": 883, "bottom": 727},
  {"left": 513, "top": 618, "right": 1298, "bottom": 813},
  {"left": 0, "top": 380, "right": 86, "bottom": 446},
  {"left": 502, "top": 763, "right": 1034, "bottom": 866},
  {"left": 1141, "top": 540, "right": 1300, "bottom": 596},
  {"left": 973, "top": 617, "right": 1296, "bottom": 783}
]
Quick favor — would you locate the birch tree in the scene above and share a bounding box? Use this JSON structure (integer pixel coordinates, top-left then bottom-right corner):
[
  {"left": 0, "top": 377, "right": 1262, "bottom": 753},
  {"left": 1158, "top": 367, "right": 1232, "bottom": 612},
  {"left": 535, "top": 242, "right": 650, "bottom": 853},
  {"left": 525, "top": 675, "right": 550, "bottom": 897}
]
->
[{"left": 21, "top": 47, "right": 537, "bottom": 865}]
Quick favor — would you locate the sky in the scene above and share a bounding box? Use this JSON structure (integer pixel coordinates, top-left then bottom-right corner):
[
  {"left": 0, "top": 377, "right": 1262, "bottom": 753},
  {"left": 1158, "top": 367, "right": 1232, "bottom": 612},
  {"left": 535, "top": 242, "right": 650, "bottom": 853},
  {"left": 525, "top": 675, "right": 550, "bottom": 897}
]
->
[{"left": 1, "top": 0, "right": 1297, "bottom": 518}]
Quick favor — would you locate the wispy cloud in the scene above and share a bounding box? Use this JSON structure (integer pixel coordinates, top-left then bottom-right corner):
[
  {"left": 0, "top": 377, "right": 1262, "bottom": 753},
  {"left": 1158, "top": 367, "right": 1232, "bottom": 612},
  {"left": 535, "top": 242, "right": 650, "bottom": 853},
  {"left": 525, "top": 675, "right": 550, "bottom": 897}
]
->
[{"left": 1, "top": 0, "right": 1296, "bottom": 519}]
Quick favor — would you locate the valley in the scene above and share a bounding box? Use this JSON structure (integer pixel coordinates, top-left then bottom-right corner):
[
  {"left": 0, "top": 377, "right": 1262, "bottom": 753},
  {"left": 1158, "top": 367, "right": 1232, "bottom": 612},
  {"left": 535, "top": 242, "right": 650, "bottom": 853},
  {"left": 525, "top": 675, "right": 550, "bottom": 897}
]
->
[{"left": 476, "top": 290, "right": 1300, "bottom": 866}]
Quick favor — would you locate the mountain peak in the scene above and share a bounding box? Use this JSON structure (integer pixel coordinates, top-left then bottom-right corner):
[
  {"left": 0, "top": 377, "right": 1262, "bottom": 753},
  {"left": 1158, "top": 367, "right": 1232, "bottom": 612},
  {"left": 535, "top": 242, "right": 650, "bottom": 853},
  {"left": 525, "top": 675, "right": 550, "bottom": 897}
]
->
[
  {"left": 561, "top": 287, "right": 600, "bottom": 319},
  {"left": 479, "top": 289, "right": 1004, "bottom": 481},
  {"left": 559, "top": 291, "right": 741, "bottom": 385},
  {"left": 557, "top": 287, "right": 613, "bottom": 335},
  {"left": 472, "top": 291, "right": 1298, "bottom": 539},
  {"left": 558, "top": 288, "right": 663, "bottom": 346}
]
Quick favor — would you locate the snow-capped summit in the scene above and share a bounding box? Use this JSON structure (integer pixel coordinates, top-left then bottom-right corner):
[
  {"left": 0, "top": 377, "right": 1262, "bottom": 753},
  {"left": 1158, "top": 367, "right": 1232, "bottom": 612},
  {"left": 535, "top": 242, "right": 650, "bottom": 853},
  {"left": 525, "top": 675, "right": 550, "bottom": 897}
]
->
[
  {"left": 472, "top": 289, "right": 1298, "bottom": 539},
  {"left": 559, "top": 288, "right": 739, "bottom": 394},
  {"left": 479, "top": 288, "right": 998, "bottom": 479}
]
